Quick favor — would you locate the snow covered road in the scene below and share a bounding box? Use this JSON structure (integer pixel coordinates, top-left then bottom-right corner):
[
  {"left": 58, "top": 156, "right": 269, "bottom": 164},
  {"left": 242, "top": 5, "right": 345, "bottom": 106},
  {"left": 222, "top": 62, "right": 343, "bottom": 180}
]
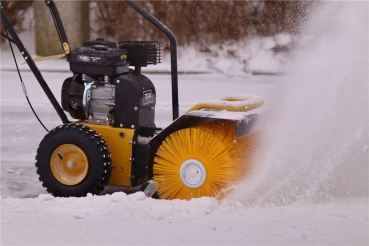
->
[{"left": 2, "top": 194, "right": 367, "bottom": 245}]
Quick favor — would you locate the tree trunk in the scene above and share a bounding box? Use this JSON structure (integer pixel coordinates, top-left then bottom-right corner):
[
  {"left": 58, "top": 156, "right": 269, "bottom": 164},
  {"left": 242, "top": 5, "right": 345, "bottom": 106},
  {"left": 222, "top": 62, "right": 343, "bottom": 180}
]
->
[{"left": 35, "top": 0, "right": 90, "bottom": 56}]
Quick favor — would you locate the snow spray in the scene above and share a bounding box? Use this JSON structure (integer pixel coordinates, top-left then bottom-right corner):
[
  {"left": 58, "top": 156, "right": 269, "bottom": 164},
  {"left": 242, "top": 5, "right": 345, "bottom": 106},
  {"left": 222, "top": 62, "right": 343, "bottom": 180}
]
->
[{"left": 231, "top": 1, "right": 368, "bottom": 205}]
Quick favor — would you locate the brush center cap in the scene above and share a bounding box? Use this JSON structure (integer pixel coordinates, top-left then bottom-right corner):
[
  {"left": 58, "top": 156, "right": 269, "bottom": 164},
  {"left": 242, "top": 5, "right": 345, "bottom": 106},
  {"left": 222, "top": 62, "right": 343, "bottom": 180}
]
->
[{"left": 180, "top": 159, "right": 206, "bottom": 188}]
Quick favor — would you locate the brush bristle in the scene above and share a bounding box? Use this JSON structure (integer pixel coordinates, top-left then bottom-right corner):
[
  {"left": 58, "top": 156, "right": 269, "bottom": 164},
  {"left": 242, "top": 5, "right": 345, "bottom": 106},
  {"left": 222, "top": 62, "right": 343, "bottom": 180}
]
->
[{"left": 153, "top": 121, "right": 257, "bottom": 200}]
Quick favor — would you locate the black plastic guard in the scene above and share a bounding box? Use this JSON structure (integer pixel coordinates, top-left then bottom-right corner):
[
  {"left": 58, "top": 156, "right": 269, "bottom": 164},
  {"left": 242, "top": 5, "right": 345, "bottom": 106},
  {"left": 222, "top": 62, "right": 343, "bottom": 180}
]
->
[{"left": 131, "top": 127, "right": 161, "bottom": 187}]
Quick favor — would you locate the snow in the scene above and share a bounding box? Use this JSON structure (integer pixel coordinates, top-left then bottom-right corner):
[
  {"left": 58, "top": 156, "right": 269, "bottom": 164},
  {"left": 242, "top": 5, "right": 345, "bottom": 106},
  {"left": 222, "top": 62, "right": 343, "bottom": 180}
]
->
[
  {"left": 2, "top": 191, "right": 369, "bottom": 245},
  {"left": 137, "top": 135, "right": 151, "bottom": 145},
  {"left": 2, "top": 195, "right": 368, "bottom": 245},
  {"left": 1, "top": 1, "right": 368, "bottom": 245},
  {"left": 185, "top": 93, "right": 263, "bottom": 117},
  {"left": 188, "top": 109, "right": 258, "bottom": 122}
]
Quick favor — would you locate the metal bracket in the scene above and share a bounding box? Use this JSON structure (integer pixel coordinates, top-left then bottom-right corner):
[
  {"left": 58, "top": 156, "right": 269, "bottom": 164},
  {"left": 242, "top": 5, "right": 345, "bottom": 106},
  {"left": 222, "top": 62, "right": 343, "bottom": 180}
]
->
[
  {"left": 83, "top": 81, "right": 93, "bottom": 118},
  {"left": 143, "top": 180, "right": 158, "bottom": 197}
]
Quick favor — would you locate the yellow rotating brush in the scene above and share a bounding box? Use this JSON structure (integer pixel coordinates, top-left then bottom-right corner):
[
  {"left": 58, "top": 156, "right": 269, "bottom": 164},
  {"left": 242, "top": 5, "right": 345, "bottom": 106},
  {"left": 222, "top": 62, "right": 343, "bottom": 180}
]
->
[{"left": 153, "top": 121, "right": 257, "bottom": 200}]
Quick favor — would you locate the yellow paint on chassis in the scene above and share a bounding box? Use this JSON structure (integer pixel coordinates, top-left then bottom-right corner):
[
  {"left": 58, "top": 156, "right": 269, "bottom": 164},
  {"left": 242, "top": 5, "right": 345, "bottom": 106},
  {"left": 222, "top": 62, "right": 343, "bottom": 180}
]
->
[{"left": 83, "top": 123, "right": 135, "bottom": 187}]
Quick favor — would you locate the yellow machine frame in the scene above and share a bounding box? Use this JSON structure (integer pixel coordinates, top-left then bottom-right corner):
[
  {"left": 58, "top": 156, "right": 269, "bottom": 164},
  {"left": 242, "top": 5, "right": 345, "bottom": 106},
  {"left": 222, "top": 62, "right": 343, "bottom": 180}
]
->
[{"left": 84, "top": 123, "right": 135, "bottom": 187}]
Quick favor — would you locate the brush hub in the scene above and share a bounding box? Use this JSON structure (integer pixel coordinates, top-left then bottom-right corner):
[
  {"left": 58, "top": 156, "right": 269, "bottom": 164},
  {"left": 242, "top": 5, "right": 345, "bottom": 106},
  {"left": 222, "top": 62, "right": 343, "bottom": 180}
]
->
[{"left": 180, "top": 159, "right": 206, "bottom": 188}]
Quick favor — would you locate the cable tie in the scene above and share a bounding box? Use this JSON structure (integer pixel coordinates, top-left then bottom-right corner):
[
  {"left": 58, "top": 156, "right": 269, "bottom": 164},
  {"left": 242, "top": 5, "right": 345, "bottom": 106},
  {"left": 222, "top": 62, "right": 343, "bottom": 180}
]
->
[{"left": 21, "top": 81, "right": 27, "bottom": 96}]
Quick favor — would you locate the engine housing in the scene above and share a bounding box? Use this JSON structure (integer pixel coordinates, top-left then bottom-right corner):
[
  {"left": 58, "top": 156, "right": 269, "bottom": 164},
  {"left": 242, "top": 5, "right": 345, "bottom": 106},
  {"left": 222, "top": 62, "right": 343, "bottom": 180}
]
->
[
  {"left": 61, "top": 38, "right": 160, "bottom": 128},
  {"left": 61, "top": 73, "right": 156, "bottom": 128}
]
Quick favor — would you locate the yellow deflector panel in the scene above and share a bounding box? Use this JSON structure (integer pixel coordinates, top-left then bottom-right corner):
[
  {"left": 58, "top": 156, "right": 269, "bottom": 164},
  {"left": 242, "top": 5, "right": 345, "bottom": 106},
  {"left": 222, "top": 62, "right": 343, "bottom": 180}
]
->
[{"left": 84, "top": 124, "right": 135, "bottom": 187}]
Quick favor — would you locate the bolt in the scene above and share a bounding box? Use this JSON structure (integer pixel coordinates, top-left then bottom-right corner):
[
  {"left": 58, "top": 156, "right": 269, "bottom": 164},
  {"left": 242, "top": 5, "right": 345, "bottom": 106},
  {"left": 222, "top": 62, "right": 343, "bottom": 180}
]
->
[
  {"left": 120, "top": 124, "right": 123, "bottom": 127},
  {"left": 131, "top": 125, "right": 135, "bottom": 129},
  {"left": 120, "top": 166, "right": 123, "bottom": 170},
  {"left": 134, "top": 107, "right": 138, "bottom": 110},
  {"left": 67, "top": 162, "right": 73, "bottom": 168},
  {"left": 116, "top": 80, "right": 120, "bottom": 83}
]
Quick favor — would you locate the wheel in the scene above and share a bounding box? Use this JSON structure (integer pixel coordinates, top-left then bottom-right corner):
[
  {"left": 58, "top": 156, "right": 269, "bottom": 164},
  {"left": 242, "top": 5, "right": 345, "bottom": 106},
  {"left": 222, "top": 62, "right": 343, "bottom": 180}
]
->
[
  {"left": 153, "top": 121, "right": 254, "bottom": 200},
  {"left": 36, "top": 124, "right": 112, "bottom": 197}
]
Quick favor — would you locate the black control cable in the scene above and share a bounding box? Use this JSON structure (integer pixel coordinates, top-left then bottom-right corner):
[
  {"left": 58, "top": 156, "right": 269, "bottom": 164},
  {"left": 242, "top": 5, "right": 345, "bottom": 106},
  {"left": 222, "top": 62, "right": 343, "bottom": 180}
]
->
[{"left": 4, "top": 27, "right": 49, "bottom": 132}]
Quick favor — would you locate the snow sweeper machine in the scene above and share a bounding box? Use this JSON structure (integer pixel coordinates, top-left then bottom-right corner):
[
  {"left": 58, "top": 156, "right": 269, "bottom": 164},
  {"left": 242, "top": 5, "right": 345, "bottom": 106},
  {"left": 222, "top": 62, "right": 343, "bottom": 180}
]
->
[{"left": 0, "top": 0, "right": 263, "bottom": 200}]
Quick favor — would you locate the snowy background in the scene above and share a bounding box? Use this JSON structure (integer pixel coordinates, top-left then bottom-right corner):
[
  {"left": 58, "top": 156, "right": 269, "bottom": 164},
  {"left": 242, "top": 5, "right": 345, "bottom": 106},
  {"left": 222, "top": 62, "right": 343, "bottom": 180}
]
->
[{"left": 1, "top": 1, "right": 368, "bottom": 245}]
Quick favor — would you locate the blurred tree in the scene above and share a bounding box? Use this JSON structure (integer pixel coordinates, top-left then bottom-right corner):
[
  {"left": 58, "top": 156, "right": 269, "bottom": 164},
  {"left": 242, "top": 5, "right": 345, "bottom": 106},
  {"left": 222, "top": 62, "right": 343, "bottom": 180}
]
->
[
  {"left": 35, "top": 0, "right": 89, "bottom": 56},
  {"left": 256, "top": 1, "right": 314, "bottom": 36},
  {"left": 1, "top": 1, "right": 315, "bottom": 53},
  {"left": 91, "top": 0, "right": 315, "bottom": 49},
  {"left": 0, "top": 0, "right": 33, "bottom": 48}
]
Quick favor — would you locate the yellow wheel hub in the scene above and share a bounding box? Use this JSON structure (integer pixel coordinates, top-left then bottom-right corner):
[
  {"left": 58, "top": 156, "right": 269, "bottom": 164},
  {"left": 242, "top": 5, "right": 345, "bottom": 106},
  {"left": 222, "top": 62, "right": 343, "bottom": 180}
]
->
[{"left": 50, "top": 144, "right": 89, "bottom": 186}]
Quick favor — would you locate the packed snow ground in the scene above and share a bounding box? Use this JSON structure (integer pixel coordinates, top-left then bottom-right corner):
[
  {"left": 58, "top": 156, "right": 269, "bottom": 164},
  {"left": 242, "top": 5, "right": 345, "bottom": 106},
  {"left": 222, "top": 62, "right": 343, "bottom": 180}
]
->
[
  {"left": 2, "top": 194, "right": 367, "bottom": 245},
  {"left": 1, "top": 1, "right": 369, "bottom": 245}
]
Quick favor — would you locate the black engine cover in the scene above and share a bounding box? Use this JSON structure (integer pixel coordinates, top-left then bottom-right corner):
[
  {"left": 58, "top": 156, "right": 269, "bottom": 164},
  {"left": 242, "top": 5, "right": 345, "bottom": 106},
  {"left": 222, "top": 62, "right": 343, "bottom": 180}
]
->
[
  {"left": 61, "top": 75, "right": 85, "bottom": 120},
  {"left": 83, "top": 38, "right": 117, "bottom": 49},
  {"left": 69, "top": 45, "right": 129, "bottom": 77},
  {"left": 114, "top": 74, "right": 156, "bottom": 128}
]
